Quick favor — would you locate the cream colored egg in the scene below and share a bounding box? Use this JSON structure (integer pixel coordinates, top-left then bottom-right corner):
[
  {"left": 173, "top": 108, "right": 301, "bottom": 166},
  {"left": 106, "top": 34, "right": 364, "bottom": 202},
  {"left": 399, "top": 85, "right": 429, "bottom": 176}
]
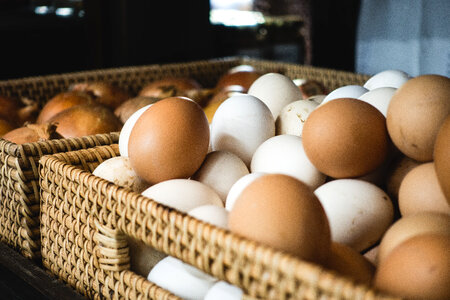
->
[
  {"left": 210, "top": 94, "right": 275, "bottom": 166},
  {"left": 204, "top": 281, "right": 243, "bottom": 300},
  {"left": 248, "top": 73, "right": 303, "bottom": 118},
  {"left": 314, "top": 179, "right": 394, "bottom": 252},
  {"left": 191, "top": 151, "right": 249, "bottom": 203},
  {"left": 92, "top": 156, "right": 149, "bottom": 193},
  {"left": 320, "top": 85, "right": 368, "bottom": 105},
  {"left": 118, "top": 104, "right": 152, "bottom": 157},
  {"left": 142, "top": 179, "right": 223, "bottom": 213},
  {"left": 225, "top": 172, "right": 266, "bottom": 211},
  {"left": 276, "top": 99, "right": 319, "bottom": 136},
  {"left": 358, "top": 87, "right": 397, "bottom": 117},
  {"left": 363, "top": 69, "right": 411, "bottom": 90},
  {"left": 251, "top": 135, "right": 326, "bottom": 189},
  {"left": 188, "top": 204, "right": 229, "bottom": 229}
]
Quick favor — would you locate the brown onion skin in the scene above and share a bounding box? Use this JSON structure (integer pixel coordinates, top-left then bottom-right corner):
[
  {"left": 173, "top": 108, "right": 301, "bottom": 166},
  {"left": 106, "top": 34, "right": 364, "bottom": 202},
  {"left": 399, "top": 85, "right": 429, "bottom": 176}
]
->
[
  {"left": 48, "top": 103, "right": 123, "bottom": 138},
  {"left": 0, "top": 95, "right": 21, "bottom": 126},
  {"left": 71, "top": 82, "right": 130, "bottom": 109},
  {"left": 0, "top": 118, "right": 16, "bottom": 137},
  {"left": 37, "top": 91, "right": 94, "bottom": 124},
  {"left": 2, "top": 123, "right": 62, "bottom": 144},
  {"left": 139, "top": 77, "right": 202, "bottom": 98},
  {"left": 114, "top": 96, "right": 160, "bottom": 123},
  {"left": 215, "top": 70, "right": 261, "bottom": 92}
]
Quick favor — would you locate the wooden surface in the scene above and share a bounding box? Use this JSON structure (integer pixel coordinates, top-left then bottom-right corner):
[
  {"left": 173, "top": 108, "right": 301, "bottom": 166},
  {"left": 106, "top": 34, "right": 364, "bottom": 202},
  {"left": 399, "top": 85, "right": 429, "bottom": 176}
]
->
[{"left": 0, "top": 242, "right": 86, "bottom": 300}]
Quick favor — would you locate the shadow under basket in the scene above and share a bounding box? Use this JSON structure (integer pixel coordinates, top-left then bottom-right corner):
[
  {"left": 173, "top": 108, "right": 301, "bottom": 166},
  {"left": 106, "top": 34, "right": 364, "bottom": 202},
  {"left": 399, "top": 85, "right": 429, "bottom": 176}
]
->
[{"left": 39, "top": 145, "right": 400, "bottom": 299}]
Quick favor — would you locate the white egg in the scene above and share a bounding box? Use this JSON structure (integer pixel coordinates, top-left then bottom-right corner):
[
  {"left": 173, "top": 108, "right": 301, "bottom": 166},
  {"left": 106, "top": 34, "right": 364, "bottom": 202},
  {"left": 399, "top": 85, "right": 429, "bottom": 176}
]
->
[
  {"left": 147, "top": 256, "right": 216, "bottom": 300},
  {"left": 314, "top": 179, "right": 394, "bottom": 252},
  {"left": 142, "top": 179, "right": 223, "bottom": 213},
  {"left": 251, "top": 135, "right": 326, "bottom": 189},
  {"left": 276, "top": 99, "right": 319, "bottom": 136},
  {"left": 188, "top": 204, "right": 229, "bottom": 229},
  {"left": 321, "top": 85, "right": 368, "bottom": 105},
  {"left": 358, "top": 87, "right": 397, "bottom": 117},
  {"left": 191, "top": 151, "right": 249, "bottom": 202},
  {"left": 92, "top": 156, "right": 149, "bottom": 193},
  {"left": 204, "top": 281, "right": 243, "bottom": 300},
  {"left": 248, "top": 73, "right": 303, "bottom": 118},
  {"left": 210, "top": 94, "right": 275, "bottom": 166},
  {"left": 363, "top": 69, "right": 411, "bottom": 90},
  {"left": 308, "top": 94, "right": 327, "bottom": 105},
  {"left": 118, "top": 104, "right": 152, "bottom": 157},
  {"left": 225, "top": 172, "right": 266, "bottom": 211}
]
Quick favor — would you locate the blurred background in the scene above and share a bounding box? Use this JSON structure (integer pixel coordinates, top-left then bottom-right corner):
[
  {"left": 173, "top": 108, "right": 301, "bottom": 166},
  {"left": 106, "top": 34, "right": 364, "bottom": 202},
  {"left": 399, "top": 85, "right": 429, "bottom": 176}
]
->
[{"left": 0, "top": 0, "right": 448, "bottom": 80}]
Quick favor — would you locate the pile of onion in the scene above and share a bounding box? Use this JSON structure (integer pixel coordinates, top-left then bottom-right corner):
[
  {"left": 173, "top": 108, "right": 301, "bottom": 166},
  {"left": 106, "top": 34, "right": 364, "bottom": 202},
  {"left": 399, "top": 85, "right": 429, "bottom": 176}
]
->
[{"left": 2, "top": 122, "right": 62, "bottom": 144}]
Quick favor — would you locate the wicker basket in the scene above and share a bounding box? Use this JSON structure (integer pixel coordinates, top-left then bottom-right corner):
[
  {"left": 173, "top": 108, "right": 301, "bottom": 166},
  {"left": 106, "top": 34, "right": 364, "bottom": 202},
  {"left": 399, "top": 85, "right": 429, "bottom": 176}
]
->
[{"left": 39, "top": 144, "right": 399, "bottom": 300}]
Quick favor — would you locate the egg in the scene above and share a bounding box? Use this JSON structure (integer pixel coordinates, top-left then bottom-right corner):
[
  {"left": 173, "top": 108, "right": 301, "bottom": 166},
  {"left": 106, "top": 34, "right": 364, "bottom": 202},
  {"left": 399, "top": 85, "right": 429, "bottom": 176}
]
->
[
  {"left": 215, "top": 68, "right": 261, "bottom": 92},
  {"left": 374, "top": 233, "right": 450, "bottom": 300},
  {"left": 191, "top": 150, "right": 249, "bottom": 202},
  {"left": 386, "top": 74, "right": 450, "bottom": 162},
  {"left": 127, "top": 237, "right": 166, "bottom": 277},
  {"left": 358, "top": 87, "right": 396, "bottom": 117},
  {"left": 363, "top": 69, "right": 411, "bottom": 90},
  {"left": 188, "top": 204, "right": 229, "bottom": 229},
  {"left": 118, "top": 104, "right": 152, "bottom": 157},
  {"left": 434, "top": 115, "right": 450, "bottom": 204},
  {"left": 92, "top": 156, "right": 149, "bottom": 193},
  {"left": 377, "top": 212, "right": 450, "bottom": 263},
  {"left": 275, "top": 99, "right": 319, "bottom": 136},
  {"left": 326, "top": 242, "right": 375, "bottom": 285},
  {"left": 250, "top": 135, "right": 326, "bottom": 189},
  {"left": 320, "top": 85, "right": 368, "bottom": 106},
  {"left": 314, "top": 179, "right": 394, "bottom": 252},
  {"left": 398, "top": 162, "right": 450, "bottom": 216},
  {"left": 229, "top": 174, "right": 331, "bottom": 264},
  {"left": 225, "top": 172, "right": 265, "bottom": 211},
  {"left": 128, "top": 97, "right": 210, "bottom": 185},
  {"left": 147, "top": 256, "right": 216, "bottom": 299},
  {"left": 293, "top": 78, "right": 328, "bottom": 99},
  {"left": 302, "top": 98, "right": 389, "bottom": 178},
  {"left": 247, "top": 73, "right": 303, "bottom": 118},
  {"left": 210, "top": 94, "right": 275, "bottom": 166},
  {"left": 204, "top": 281, "right": 243, "bottom": 300},
  {"left": 386, "top": 155, "right": 421, "bottom": 201},
  {"left": 142, "top": 179, "right": 223, "bottom": 213}
]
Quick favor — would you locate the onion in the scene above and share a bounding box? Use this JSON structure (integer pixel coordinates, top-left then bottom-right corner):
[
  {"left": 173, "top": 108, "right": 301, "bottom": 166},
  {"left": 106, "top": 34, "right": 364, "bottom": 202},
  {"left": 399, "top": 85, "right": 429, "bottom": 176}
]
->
[
  {"left": 48, "top": 103, "right": 123, "bottom": 138},
  {"left": 0, "top": 95, "right": 39, "bottom": 126},
  {"left": 2, "top": 122, "right": 62, "bottom": 144},
  {"left": 114, "top": 96, "right": 160, "bottom": 123},
  {"left": 0, "top": 118, "right": 16, "bottom": 137},
  {"left": 0, "top": 95, "right": 21, "bottom": 126},
  {"left": 139, "top": 77, "right": 202, "bottom": 98},
  {"left": 17, "top": 97, "right": 39, "bottom": 124},
  {"left": 37, "top": 91, "right": 94, "bottom": 124},
  {"left": 71, "top": 81, "right": 130, "bottom": 109}
]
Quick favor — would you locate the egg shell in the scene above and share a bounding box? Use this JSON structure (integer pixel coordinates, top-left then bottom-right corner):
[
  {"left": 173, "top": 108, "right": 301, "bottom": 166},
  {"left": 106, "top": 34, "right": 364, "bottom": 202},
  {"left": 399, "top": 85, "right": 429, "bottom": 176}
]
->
[
  {"left": 398, "top": 162, "right": 450, "bottom": 216},
  {"left": 250, "top": 135, "right": 326, "bottom": 189},
  {"left": 275, "top": 99, "right": 319, "bottom": 136},
  {"left": 204, "top": 281, "right": 243, "bottom": 300},
  {"left": 363, "top": 69, "right": 411, "bottom": 90},
  {"left": 142, "top": 179, "right": 223, "bottom": 213},
  {"left": 363, "top": 245, "right": 379, "bottom": 266},
  {"left": 374, "top": 233, "right": 450, "bottom": 300},
  {"left": 434, "top": 115, "right": 450, "bottom": 204},
  {"left": 326, "top": 242, "right": 375, "bottom": 285},
  {"left": 118, "top": 104, "right": 152, "bottom": 157},
  {"left": 92, "top": 156, "right": 150, "bottom": 193},
  {"left": 188, "top": 204, "right": 229, "bottom": 229},
  {"left": 127, "top": 237, "right": 166, "bottom": 277},
  {"left": 320, "top": 85, "right": 368, "bottom": 106},
  {"left": 229, "top": 174, "right": 331, "bottom": 264},
  {"left": 358, "top": 87, "right": 396, "bottom": 117},
  {"left": 225, "top": 172, "right": 265, "bottom": 211},
  {"left": 215, "top": 70, "right": 261, "bottom": 91},
  {"left": 386, "top": 74, "right": 450, "bottom": 162},
  {"left": 248, "top": 73, "right": 303, "bottom": 118},
  {"left": 128, "top": 97, "right": 210, "bottom": 185},
  {"left": 210, "top": 94, "right": 275, "bottom": 166},
  {"left": 147, "top": 256, "right": 216, "bottom": 299},
  {"left": 191, "top": 150, "right": 249, "bottom": 202},
  {"left": 302, "top": 98, "right": 389, "bottom": 178},
  {"left": 308, "top": 94, "right": 326, "bottom": 105},
  {"left": 378, "top": 212, "right": 450, "bottom": 263},
  {"left": 386, "top": 155, "right": 421, "bottom": 201},
  {"left": 314, "top": 179, "right": 394, "bottom": 252}
]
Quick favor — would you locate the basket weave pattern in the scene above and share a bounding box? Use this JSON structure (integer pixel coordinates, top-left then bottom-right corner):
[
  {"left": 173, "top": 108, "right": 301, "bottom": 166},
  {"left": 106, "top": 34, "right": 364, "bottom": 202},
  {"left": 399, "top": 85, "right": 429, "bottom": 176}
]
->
[{"left": 40, "top": 145, "right": 399, "bottom": 300}]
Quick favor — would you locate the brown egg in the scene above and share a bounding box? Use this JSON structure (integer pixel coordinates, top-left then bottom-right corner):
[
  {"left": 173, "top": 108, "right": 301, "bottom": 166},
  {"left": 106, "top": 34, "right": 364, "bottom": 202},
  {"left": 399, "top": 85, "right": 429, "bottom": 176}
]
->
[
  {"left": 203, "top": 85, "right": 245, "bottom": 123},
  {"left": 139, "top": 77, "right": 202, "bottom": 98},
  {"left": 434, "top": 115, "right": 450, "bottom": 204},
  {"left": 378, "top": 212, "right": 450, "bottom": 263},
  {"left": 398, "top": 162, "right": 450, "bottom": 216},
  {"left": 386, "top": 74, "right": 450, "bottom": 162},
  {"left": 215, "top": 69, "right": 261, "bottom": 92},
  {"left": 374, "top": 233, "right": 450, "bottom": 300},
  {"left": 228, "top": 174, "right": 331, "bottom": 265},
  {"left": 302, "top": 98, "right": 389, "bottom": 178},
  {"left": 326, "top": 242, "right": 375, "bottom": 285},
  {"left": 386, "top": 155, "right": 421, "bottom": 201},
  {"left": 128, "top": 97, "right": 210, "bottom": 185}
]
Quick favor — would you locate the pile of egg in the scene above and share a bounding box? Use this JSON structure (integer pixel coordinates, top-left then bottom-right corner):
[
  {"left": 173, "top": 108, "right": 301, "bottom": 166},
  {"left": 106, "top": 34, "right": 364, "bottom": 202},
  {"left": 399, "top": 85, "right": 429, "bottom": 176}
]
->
[{"left": 93, "top": 66, "right": 450, "bottom": 300}]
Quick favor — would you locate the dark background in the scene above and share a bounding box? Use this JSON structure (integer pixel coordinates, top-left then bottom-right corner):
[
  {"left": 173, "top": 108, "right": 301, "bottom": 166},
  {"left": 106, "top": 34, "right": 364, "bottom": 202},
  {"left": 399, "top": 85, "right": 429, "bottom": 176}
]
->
[{"left": 0, "top": 0, "right": 361, "bottom": 81}]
